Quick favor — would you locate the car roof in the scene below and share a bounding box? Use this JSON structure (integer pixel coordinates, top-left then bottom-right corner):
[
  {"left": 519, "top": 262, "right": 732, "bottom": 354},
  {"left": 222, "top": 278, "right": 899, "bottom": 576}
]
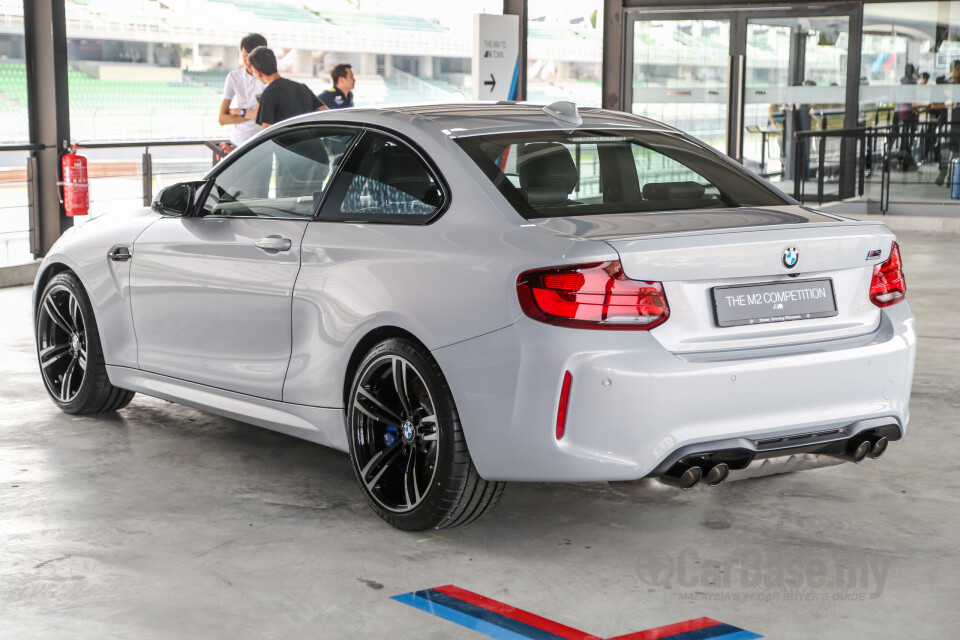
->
[
  {"left": 295, "top": 102, "right": 677, "bottom": 139},
  {"left": 396, "top": 103, "right": 674, "bottom": 137}
]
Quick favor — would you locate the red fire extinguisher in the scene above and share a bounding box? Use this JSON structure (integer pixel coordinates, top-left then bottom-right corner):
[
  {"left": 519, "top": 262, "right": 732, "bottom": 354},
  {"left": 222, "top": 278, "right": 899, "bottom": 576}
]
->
[{"left": 61, "top": 146, "right": 89, "bottom": 217}]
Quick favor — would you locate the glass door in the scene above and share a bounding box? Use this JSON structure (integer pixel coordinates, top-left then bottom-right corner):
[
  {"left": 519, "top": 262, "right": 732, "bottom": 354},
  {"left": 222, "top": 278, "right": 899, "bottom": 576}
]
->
[
  {"left": 742, "top": 15, "right": 850, "bottom": 183},
  {"left": 628, "top": 17, "right": 732, "bottom": 153},
  {"left": 626, "top": 6, "right": 858, "bottom": 191}
]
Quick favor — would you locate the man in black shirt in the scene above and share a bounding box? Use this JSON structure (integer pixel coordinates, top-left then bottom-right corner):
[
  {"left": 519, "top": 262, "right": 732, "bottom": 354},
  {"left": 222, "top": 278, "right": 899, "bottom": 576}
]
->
[
  {"left": 318, "top": 64, "right": 355, "bottom": 109},
  {"left": 248, "top": 47, "right": 323, "bottom": 129}
]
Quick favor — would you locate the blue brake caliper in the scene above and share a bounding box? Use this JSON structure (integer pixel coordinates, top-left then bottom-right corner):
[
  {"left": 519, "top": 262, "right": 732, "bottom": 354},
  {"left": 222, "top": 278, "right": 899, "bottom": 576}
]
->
[
  {"left": 384, "top": 425, "right": 399, "bottom": 446},
  {"left": 383, "top": 425, "right": 405, "bottom": 472}
]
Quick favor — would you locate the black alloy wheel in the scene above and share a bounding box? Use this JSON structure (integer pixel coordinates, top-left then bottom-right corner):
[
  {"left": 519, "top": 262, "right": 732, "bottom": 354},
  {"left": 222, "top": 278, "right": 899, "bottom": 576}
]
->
[
  {"left": 36, "top": 272, "right": 135, "bottom": 414},
  {"left": 37, "top": 279, "right": 88, "bottom": 404},
  {"left": 347, "top": 338, "right": 504, "bottom": 530}
]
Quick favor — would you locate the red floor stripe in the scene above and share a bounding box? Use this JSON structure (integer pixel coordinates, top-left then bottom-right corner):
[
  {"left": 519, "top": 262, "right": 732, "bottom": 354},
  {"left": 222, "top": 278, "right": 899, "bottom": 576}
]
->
[
  {"left": 433, "top": 585, "right": 604, "bottom": 640},
  {"left": 608, "top": 617, "right": 722, "bottom": 640}
]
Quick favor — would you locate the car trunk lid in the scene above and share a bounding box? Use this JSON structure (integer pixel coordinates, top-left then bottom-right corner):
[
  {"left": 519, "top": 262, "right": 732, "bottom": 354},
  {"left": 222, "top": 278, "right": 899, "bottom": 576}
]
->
[{"left": 530, "top": 208, "right": 896, "bottom": 352}]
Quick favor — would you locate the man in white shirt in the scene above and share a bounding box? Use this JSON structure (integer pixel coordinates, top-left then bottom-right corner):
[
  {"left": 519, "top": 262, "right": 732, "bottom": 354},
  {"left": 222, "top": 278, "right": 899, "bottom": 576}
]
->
[{"left": 217, "top": 34, "right": 267, "bottom": 155}]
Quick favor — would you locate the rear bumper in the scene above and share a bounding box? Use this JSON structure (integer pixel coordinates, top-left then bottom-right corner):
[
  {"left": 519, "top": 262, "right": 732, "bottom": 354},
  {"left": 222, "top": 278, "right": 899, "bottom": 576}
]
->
[
  {"left": 433, "top": 302, "right": 916, "bottom": 482},
  {"left": 645, "top": 416, "right": 901, "bottom": 477}
]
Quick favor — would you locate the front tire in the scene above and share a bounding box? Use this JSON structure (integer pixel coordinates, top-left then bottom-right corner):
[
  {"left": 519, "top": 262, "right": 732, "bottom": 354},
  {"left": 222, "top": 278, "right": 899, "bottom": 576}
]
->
[
  {"left": 347, "top": 338, "right": 504, "bottom": 530},
  {"left": 36, "top": 271, "right": 135, "bottom": 414}
]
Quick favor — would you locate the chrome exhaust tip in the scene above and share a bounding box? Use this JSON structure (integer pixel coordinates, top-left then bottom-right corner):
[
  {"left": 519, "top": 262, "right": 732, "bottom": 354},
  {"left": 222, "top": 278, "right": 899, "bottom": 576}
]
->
[
  {"left": 862, "top": 434, "right": 888, "bottom": 459},
  {"left": 660, "top": 462, "right": 702, "bottom": 490},
  {"left": 831, "top": 438, "right": 872, "bottom": 464},
  {"left": 705, "top": 462, "right": 730, "bottom": 486}
]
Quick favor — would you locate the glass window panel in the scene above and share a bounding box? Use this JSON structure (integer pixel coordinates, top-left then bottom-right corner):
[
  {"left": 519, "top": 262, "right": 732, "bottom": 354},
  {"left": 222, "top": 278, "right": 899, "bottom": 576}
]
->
[
  {"left": 527, "top": 0, "right": 603, "bottom": 107},
  {"left": 323, "top": 132, "right": 444, "bottom": 223},
  {"left": 743, "top": 16, "right": 849, "bottom": 184},
  {"left": 203, "top": 127, "right": 356, "bottom": 218},
  {"left": 0, "top": 14, "right": 30, "bottom": 267},
  {"left": 631, "top": 19, "right": 730, "bottom": 152},
  {"left": 861, "top": 1, "right": 960, "bottom": 201},
  {"left": 457, "top": 129, "right": 787, "bottom": 220}
]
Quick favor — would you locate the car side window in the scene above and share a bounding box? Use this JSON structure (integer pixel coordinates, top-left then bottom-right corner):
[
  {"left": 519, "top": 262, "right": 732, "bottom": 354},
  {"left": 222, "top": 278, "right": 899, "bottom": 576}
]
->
[
  {"left": 319, "top": 132, "right": 444, "bottom": 223},
  {"left": 201, "top": 126, "right": 357, "bottom": 219}
]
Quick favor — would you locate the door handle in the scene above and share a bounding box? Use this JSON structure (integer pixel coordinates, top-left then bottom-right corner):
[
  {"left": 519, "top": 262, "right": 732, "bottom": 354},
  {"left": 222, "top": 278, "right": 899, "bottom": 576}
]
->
[
  {"left": 254, "top": 235, "right": 292, "bottom": 252},
  {"left": 108, "top": 245, "right": 132, "bottom": 262}
]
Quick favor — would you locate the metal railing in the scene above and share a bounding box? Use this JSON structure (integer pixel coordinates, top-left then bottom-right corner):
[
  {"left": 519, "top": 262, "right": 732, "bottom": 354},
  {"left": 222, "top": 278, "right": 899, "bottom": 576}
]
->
[
  {"left": 793, "top": 117, "right": 960, "bottom": 213},
  {"left": 75, "top": 138, "right": 225, "bottom": 207},
  {"left": 0, "top": 143, "right": 46, "bottom": 267},
  {"left": 792, "top": 125, "right": 893, "bottom": 208},
  {"left": 0, "top": 139, "right": 223, "bottom": 268}
]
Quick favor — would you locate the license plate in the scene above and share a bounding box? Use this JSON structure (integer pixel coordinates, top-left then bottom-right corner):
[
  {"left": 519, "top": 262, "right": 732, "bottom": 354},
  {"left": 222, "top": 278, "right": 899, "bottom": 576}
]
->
[{"left": 712, "top": 278, "right": 838, "bottom": 328}]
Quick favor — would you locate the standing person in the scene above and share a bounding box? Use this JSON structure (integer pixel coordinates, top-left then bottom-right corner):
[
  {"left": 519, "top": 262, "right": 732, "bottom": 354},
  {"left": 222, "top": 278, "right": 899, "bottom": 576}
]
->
[
  {"left": 918, "top": 72, "right": 938, "bottom": 162},
  {"left": 897, "top": 64, "right": 919, "bottom": 170},
  {"left": 936, "top": 59, "right": 960, "bottom": 184},
  {"left": 792, "top": 80, "right": 816, "bottom": 180},
  {"left": 248, "top": 47, "right": 324, "bottom": 129},
  {"left": 217, "top": 33, "right": 267, "bottom": 155},
  {"left": 318, "top": 64, "right": 355, "bottom": 109}
]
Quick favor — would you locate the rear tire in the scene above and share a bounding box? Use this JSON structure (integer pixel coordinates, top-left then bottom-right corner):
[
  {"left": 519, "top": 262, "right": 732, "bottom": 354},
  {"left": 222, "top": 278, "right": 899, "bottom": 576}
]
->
[
  {"left": 347, "top": 337, "right": 504, "bottom": 530},
  {"left": 36, "top": 271, "right": 135, "bottom": 414}
]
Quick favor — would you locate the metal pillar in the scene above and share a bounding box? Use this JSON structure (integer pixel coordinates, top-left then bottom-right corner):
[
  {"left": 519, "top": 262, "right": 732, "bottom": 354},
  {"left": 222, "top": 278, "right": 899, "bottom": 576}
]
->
[
  {"left": 602, "top": 0, "right": 624, "bottom": 111},
  {"left": 839, "top": 3, "right": 864, "bottom": 200},
  {"left": 24, "top": 0, "right": 72, "bottom": 258},
  {"left": 502, "top": 0, "right": 527, "bottom": 101}
]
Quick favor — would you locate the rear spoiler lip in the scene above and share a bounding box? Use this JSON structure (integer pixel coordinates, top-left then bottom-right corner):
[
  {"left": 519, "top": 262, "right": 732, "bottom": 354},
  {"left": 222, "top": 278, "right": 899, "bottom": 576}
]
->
[{"left": 528, "top": 211, "right": 891, "bottom": 243}]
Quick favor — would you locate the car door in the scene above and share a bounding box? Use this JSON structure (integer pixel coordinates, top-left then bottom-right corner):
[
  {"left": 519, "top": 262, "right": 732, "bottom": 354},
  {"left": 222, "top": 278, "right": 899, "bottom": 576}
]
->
[
  {"left": 130, "top": 125, "right": 358, "bottom": 400},
  {"left": 282, "top": 130, "right": 450, "bottom": 409}
]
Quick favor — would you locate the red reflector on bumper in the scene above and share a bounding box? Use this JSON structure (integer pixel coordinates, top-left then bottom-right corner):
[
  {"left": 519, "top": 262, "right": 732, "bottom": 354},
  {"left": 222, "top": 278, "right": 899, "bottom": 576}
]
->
[{"left": 556, "top": 371, "right": 572, "bottom": 440}]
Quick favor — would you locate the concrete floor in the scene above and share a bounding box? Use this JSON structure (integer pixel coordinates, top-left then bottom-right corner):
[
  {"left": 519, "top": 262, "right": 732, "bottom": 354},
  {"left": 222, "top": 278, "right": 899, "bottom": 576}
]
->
[{"left": 1, "top": 231, "right": 958, "bottom": 639}]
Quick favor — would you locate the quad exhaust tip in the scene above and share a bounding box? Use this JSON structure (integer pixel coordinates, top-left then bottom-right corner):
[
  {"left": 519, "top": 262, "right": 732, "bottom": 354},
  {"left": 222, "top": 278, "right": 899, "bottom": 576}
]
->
[
  {"left": 863, "top": 434, "right": 889, "bottom": 459},
  {"left": 848, "top": 439, "right": 872, "bottom": 464},
  {"left": 660, "top": 459, "right": 729, "bottom": 490},
  {"left": 831, "top": 434, "right": 889, "bottom": 464},
  {"left": 660, "top": 433, "right": 890, "bottom": 489},
  {"left": 702, "top": 460, "right": 730, "bottom": 487},
  {"left": 691, "top": 457, "right": 730, "bottom": 487},
  {"left": 660, "top": 462, "right": 702, "bottom": 490}
]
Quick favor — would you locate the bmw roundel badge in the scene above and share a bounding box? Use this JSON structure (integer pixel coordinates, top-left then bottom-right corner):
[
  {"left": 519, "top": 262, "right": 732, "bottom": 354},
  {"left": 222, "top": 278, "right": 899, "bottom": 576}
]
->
[{"left": 782, "top": 246, "right": 799, "bottom": 269}]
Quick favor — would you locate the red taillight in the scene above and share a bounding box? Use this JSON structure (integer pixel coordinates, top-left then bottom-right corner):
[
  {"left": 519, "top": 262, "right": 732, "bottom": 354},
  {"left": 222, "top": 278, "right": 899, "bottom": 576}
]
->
[
  {"left": 870, "top": 242, "right": 906, "bottom": 308},
  {"left": 556, "top": 371, "right": 572, "bottom": 440},
  {"left": 517, "top": 261, "right": 669, "bottom": 330}
]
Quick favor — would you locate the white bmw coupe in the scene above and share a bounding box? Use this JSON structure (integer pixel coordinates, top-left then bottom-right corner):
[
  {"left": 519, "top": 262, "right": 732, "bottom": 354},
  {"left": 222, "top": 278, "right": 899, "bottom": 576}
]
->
[{"left": 34, "top": 103, "right": 915, "bottom": 530}]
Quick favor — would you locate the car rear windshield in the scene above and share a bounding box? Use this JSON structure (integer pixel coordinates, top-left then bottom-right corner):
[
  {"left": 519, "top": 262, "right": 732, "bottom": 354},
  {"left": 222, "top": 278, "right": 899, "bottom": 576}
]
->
[{"left": 455, "top": 129, "right": 788, "bottom": 219}]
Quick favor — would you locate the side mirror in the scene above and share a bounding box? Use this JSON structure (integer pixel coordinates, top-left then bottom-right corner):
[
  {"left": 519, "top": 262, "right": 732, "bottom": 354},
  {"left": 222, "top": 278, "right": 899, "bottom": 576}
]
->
[{"left": 152, "top": 181, "right": 203, "bottom": 217}]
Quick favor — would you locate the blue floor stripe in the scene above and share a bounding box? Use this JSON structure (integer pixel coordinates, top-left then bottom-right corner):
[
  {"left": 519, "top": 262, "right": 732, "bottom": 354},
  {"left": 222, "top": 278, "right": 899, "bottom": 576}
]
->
[
  {"left": 661, "top": 624, "right": 762, "bottom": 640},
  {"left": 392, "top": 592, "right": 540, "bottom": 640},
  {"left": 397, "top": 590, "right": 571, "bottom": 640},
  {"left": 711, "top": 630, "right": 763, "bottom": 640}
]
